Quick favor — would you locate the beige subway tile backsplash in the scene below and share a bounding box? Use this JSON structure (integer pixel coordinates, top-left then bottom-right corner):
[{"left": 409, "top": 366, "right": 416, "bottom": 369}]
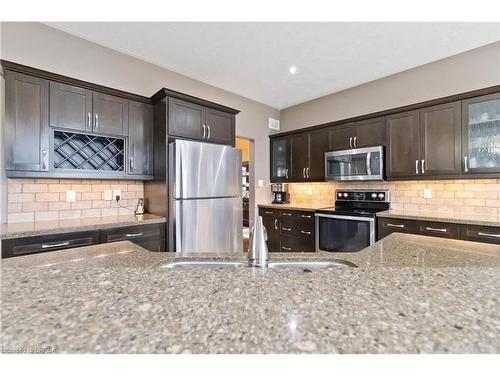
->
[
  {"left": 6, "top": 178, "right": 144, "bottom": 223},
  {"left": 287, "top": 179, "right": 500, "bottom": 216}
]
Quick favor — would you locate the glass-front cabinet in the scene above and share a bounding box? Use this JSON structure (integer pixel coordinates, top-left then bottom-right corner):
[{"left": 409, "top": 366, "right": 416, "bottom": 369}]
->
[
  {"left": 463, "top": 93, "right": 500, "bottom": 174},
  {"left": 270, "top": 136, "right": 290, "bottom": 182}
]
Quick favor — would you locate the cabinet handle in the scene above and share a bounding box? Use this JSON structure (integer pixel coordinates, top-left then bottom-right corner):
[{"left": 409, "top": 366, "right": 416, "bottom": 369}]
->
[
  {"left": 125, "top": 232, "right": 144, "bottom": 238},
  {"left": 282, "top": 212, "right": 292, "bottom": 216},
  {"left": 303, "top": 167, "right": 306, "bottom": 178},
  {"left": 306, "top": 167, "right": 310, "bottom": 178},
  {"left": 285, "top": 168, "right": 289, "bottom": 179},
  {"left": 129, "top": 157, "right": 134, "bottom": 171},
  {"left": 354, "top": 136, "right": 357, "bottom": 148},
  {"left": 264, "top": 211, "right": 273, "bottom": 214},
  {"left": 300, "top": 214, "right": 312, "bottom": 218},
  {"left": 425, "top": 227, "right": 447, "bottom": 233},
  {"left": 478, "top": 232, "right": 500, "bottom": 238},
  {"left": 87, "top": 112, "right": 92, "bottom": 129},
  {"left": 41, "top": 241, "right": 70, "bottom": 249},
  {"left": 95, "top": 113, "right": 99, "bottom": 130},
  {"left": 282, "top": 246, "right": 292, "bottom": 251},
  {"left": 415, "top": 160, "right": 419, "bottom": 175},
  {"left": 41, "top": 149, "right": 48, "bottom": 171},
  {"left": 274, "top": 219, "right": 278, "bottom": 230},
  {"left": 464, "top": 156, "right": 469, "bottom": 172},
  {"left": 387, "top": 223, "right": 405, "bottom": 228},
  {"left": 202, "top": 124, "right": 206, "bottom": 138},
  {"left": 282, "top": 227, "right": 291, "bottom": 231},
  {"left": 421, "top": 159, "right": 425, "bottom": 174},
  {"left": 349, "top": 137, "right": 353, "bottom": 148},
  {"left": 301, "top": 230, "right": 311, "bottom": 235},
  {"left": 207, "top": 125, "right": 211, "bottom": 139}
]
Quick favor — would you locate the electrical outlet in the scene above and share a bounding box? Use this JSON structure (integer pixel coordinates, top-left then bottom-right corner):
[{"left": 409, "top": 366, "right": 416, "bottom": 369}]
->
[
  {"left": 307, "top": 187, "right": 313, "bottom": 195},
  {"left": 103, "top": 190, "right": 113, "bottom": 201},
  {"left": 113, "top": 189, "right": 121, "bottom": 201},
  {"left": 66, "top": 190, "right": 76, "bottom": 203},
  {"left": 424, "top": 188, "right": 432, "bottom": 199},
  {"left": 258, "top": 180, "right": 264, "bottom": 187}
]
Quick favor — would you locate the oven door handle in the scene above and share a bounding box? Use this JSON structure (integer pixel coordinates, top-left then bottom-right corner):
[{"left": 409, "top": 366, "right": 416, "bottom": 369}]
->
[{"left": 315, "top": 213, "right": 375, "bottom": 222}]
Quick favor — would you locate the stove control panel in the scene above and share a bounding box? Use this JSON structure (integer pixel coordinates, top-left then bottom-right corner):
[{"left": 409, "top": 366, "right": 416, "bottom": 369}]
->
[{"left": 335, "top": 190, "right": 389, "bottom": 203}]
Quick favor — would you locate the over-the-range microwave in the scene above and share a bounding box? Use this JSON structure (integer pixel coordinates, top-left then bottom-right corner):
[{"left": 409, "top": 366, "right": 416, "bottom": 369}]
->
[{"left": 324, "top": 146, "right": 384, "bottom": 181}]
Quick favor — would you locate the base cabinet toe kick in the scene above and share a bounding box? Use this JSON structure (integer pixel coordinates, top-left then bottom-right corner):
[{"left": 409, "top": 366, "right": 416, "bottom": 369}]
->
[{"left": 1, "top": 222, "right": 166, "bottom": 258}]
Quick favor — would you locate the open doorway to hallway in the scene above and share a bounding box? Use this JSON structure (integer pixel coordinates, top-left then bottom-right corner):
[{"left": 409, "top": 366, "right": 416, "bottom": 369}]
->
[{"left": 235, "top": 136, "right": 254, "bottom": 252}]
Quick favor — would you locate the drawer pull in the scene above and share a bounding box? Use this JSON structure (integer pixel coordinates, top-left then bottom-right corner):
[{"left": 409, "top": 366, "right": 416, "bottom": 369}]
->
[
  {"left": 274, "top": 219, "right": 278, "bottom": 230},
  {"left": 387, "top": 223, "right": 405, "bottom": 228},
  {"left": 125, "top": 232, "right": 144, "bottom": 238},
  {"left": 264, "top": 211, "right": 273, "bottom": 214},
  {"left": 282, "top": 213, "right": 292, "bottom": 216},
  {"left": 478, "top": 232, "right": 500, "bottom": 238},
  {"left": 282, "top": 246, "right": 292, "bottom": 251},
  {"left": 41, "top": 241, "right": 70, "bottom": 249},
  {"left": 300, "top": 214, "right": 312, "bottom": 218},
  {"left": 300, "top": 230, "right": 311, "bottom": 235},
  {"left": 282, "top": 227, "right": 291, "bottom": 231},
  {"left": 425, "top": 227, "right": 447, "bottom": 233}
]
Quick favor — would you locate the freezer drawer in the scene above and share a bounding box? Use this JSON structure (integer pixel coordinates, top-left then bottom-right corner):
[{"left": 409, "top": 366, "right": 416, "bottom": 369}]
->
[
  {"left": 170, "top": 197, "right": 243, "bottom": 253},
  {"left": 170, "top": 140, "right": 242, "bottom": 199}
]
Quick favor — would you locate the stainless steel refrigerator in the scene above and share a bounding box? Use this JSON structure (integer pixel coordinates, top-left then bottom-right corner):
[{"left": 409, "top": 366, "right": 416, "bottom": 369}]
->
[{"left": 168, "top": 139, "right": 243, "bottom": 253}]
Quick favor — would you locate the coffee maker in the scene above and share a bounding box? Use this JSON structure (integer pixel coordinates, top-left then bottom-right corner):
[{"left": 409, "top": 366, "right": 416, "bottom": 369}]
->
[{"left": 271, "top": 183, "right": 288, "bottom": 204}]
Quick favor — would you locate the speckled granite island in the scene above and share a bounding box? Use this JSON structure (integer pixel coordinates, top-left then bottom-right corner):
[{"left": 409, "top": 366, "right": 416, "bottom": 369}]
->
[{"left": 1, "top": 233, "right": 499, "bottom": 354}]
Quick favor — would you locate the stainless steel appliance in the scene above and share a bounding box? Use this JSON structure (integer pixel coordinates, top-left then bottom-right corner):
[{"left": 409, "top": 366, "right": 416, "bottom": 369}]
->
[
  {"left": 315, "top": 189, "right": 389, "bottom": 252},
  {"left": 325, "top": 146, "right": 384, "bottom": 181},
  {"left": 271, "top": 183, "right": 288, "bottom": 204},
  {"left": 169, "top": 140, "right": 243, "bottom": 253}
]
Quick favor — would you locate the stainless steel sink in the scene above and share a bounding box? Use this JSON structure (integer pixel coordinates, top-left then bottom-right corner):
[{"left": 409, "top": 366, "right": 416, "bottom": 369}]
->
[
  {"left": 161, "top": 260, "right": 248, "bottom": 269},
  {"left": 162, "top": 259, "right": 356, "bottom": 270},
  {"left": 267, "top": 260, "right": 353, "bottom": 270}
]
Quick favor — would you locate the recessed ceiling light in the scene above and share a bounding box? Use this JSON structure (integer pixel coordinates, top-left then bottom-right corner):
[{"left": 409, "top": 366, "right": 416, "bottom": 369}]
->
[{"left": 288, "top": 66, "right": 298, "bottom": 75}]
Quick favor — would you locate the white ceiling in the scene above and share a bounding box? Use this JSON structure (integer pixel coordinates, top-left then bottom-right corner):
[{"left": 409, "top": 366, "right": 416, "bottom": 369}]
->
[{"left": 47, "top": 22, "right": 500, "bottom": 109}]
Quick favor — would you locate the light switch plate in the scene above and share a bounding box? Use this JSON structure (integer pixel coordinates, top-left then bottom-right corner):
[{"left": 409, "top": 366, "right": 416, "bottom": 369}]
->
[
  {"left": 258, "top": 180, "right": 264, "bottom": 187},
  {"left": 66, "top": 190, "right": 76, "bottom": 203},
  {"left": 104, "top": 190, "right": 113, "bottom": 201},
  {"left": 307, "top": 187, "right": 313, "bottom": 195},
  {"left": 424, "top": 188, "right": 432, "bottom": 199}
]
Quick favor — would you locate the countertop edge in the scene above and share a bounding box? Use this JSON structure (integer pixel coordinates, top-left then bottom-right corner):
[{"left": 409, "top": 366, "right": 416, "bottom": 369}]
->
[{"left": 376, "top": 211, "right": 500, "bottom": 227}]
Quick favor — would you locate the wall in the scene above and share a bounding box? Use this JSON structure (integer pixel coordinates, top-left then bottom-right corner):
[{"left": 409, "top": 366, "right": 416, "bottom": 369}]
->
[
  {"left": 280, "top": 41, "right": 500, "bottom": 131},
  {"left": 0, "top": 22, "right": 6, "bottom": 225},
  {"left": 1, "top": 22, "right": 280, "bottom": 223},
  {"left": 288, "top": 180, "right": 500, "bottom": 216}
]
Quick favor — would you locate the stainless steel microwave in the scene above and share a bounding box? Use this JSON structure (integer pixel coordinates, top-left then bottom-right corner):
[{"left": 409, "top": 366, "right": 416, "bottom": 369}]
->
[{"left": 325, "top": 146, "right": 384, "bottom": 181}]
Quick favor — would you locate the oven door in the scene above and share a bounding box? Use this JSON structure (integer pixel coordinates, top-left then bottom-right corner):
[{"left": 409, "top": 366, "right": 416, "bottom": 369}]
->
[
  {"left": 315, "top": 213, "right": 375, "bottom": 252},
  {"left": 325, "top": 146, "right": 383, "bottom": 181}
]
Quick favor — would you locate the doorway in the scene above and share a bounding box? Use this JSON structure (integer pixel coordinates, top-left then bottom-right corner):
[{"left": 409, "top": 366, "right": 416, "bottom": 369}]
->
[{"left": 235, "top": 136, "right": 254, "bottom": 252}]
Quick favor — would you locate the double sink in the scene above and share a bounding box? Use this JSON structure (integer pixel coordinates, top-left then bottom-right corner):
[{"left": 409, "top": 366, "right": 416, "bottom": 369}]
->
[{"left": 162, "top": 259, "right": 357, "bottom": 270}]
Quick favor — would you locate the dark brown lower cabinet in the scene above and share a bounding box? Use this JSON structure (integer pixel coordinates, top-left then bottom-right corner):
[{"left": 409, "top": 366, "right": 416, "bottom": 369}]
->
[
  {"left": 99, "top": 223, "right": 166, "bottom": 251},
  {"left": 378, "top": 217, "right": 499, "bottom": 244},
  {"left": 1, "top": 230, "right": 100, "bottom": 259},
  {"left": 258, "top": 207, "right": 315, "bottom": 252}
]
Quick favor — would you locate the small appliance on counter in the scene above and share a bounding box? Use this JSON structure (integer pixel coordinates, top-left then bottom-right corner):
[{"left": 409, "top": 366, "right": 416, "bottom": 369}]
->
[
  {"left": 271, "top": 183, "right": 288, "bottom": 204},
  {"left": 135, "top": 198, "right": 145, "bottom": 215}
]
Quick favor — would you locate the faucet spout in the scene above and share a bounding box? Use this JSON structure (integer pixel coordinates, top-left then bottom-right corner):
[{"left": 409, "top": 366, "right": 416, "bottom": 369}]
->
[{"left": 247, "top": 215, "right": 269, "bottom": 267}]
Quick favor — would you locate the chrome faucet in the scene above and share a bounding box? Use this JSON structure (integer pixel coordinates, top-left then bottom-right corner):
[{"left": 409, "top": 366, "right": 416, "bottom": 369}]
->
[{"left": 247, "top": 215, "right": 269, "bottom": 267}]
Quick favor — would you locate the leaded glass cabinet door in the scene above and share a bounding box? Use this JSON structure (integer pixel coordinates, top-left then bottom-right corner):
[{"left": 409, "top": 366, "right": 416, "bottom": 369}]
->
[
  {"left": 463, "top": 93, "right": 500, "bottom": 174},
  {"left": 270, "top": 136, "right": 290, "bottom": 182}
]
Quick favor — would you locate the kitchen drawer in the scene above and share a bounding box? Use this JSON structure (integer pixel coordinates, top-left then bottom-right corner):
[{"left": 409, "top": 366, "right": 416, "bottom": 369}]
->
[
  {"left": 1, "top": 230, "right": 100, "bottom": 258},
  {"left": 280, "top": 210, "right": 314, "bottom": 232},
  {"left": 280, "top": 233, "right": 315, "bottom": 252},
  {"left": 459, "top": 224, "right": 500, "bottom": 245},
  {"left": 377, "top": 217, "right": 416, "bottom": 240},
  {"left": 100, "top": 223, "right": 165, "bottom": 251},
  {"left": 417, "top": 221, "right": 459, "bottom": 239}
]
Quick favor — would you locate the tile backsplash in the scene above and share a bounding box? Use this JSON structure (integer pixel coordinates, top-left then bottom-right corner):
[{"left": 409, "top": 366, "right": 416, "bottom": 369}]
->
[
  {"left": 7, "top": 178, "right": 144, "bottom": 223},
  {"left": 288, "top": 179, "right": 500, "bottom": 216}
]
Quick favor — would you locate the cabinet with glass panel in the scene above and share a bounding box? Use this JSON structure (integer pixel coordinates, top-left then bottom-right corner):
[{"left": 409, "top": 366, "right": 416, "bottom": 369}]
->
[
  {"left": 462, "top": 92, "right": 500, "bottom": 174},
  {"left": 270, "top": 136, "right": 291, "bottom": 182}
]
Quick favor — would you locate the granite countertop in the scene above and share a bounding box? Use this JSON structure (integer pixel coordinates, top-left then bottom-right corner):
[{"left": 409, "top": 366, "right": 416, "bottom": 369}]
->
[
  {"left": 0, "top": 214, "right": 167, "bottom": 240},
  {"left": 377, "top": 210, "right": 500, "bottom": 227},
  {"left": 2, "top": 233, "right": 499, "bottom": 354},
  {"left": 258, "top": 202, "right": 328, "bottom": 212}
]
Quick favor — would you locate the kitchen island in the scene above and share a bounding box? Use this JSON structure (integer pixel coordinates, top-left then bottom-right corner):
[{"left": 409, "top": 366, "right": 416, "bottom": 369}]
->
[{"left": 1, "top": 233, "right": 499, "bottom": 354}]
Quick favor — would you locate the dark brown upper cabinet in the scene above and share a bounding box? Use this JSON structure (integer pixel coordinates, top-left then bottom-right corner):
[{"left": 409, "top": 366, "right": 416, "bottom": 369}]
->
[
  {"left": 419, "top": 101, "right": 462, "bottom": 176},
  {"left": 270, "top": 136, "right": 291, "bottom": 182},
  {"left": 93, "top": 92, "right": 129, "bottom": 136},
  {"left": 128, "top": 101, "right": 153, "bottom": 175},
  {"left": 168, "top": 97, "right": 235, "bottom": 145},
  {"left": 462, "top": 92, "right": 500, "bottom": 174},
  {"left": 5, "top": 71, "right": 49, "bottom": 172},
  {"left": 329, "top": 124, "right": 355, "bottom": 151},
  {"left": 49, "top": 82, "right": 93, "bottom": 132},
  {"left": 49, "top": 82, "right": 128, "bottom": 137},
  {"left": 308, "top": 128, "right": 330, "bottom": 179},
  {"left": 354, "top": 117, "right": 386, "bottom": 148},
  {"left": 386, "top": 110, "right": 420, "bottom": 179},
  {"left": 290, "top": 132, "right": 310, "bottom": 181}
]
